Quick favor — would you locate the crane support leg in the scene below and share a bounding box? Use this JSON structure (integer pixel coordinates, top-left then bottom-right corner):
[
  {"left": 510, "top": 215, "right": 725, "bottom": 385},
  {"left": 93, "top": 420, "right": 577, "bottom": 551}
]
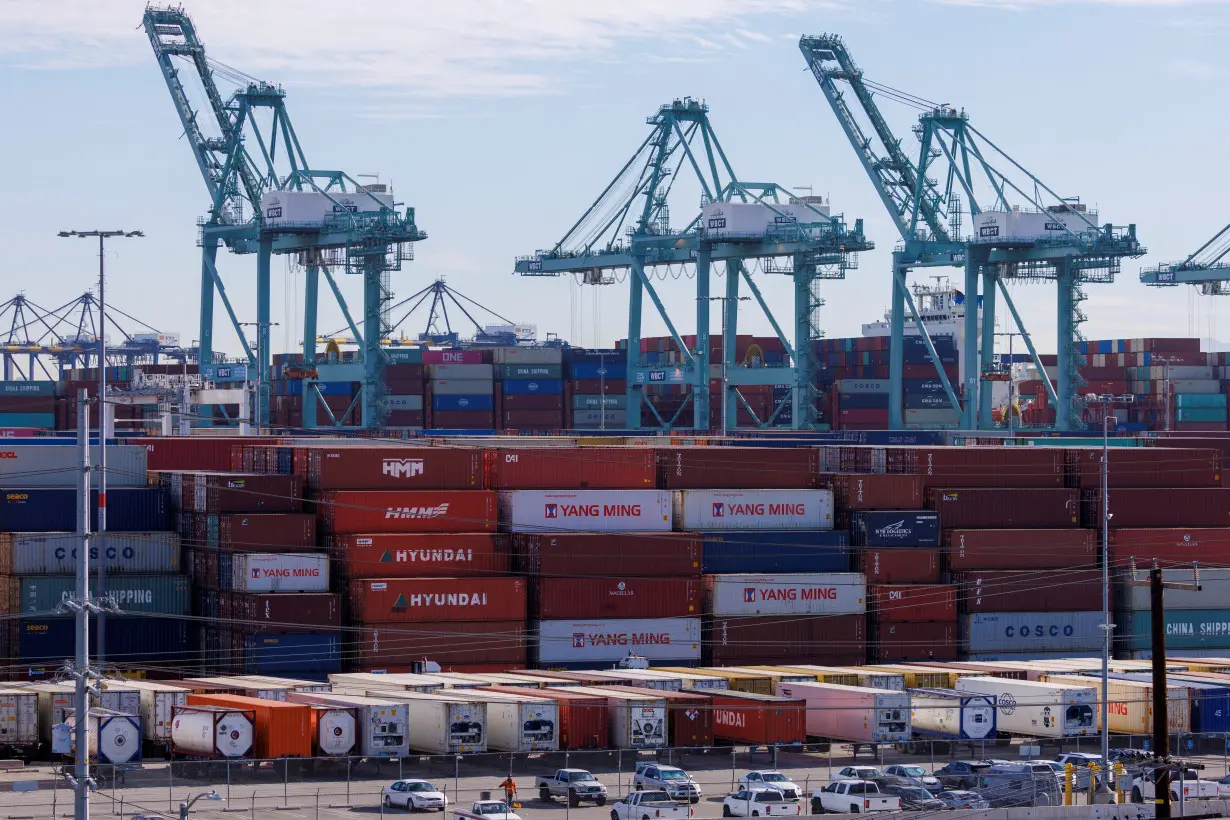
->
[
  {"left": 1056, "top": 259, "right": 1074, "bottom": 431},
  {"left": 302, "top": 262, "right": 319, "bottom": 429},
  {"left": 962, "top": 253, "right": 980, "bottom": 429},
  {"left": 198, "top": 238, "right": 219, "bottom": 426},
  {"left": 979, "top": 266, "right": 999, "bottom": 428},
  {"left": 723, "top": 260, "right": 741, "bottom": 432},
  {"left": 888, "top": 257, "right": 908, "bottom": 429},
  {"left": 794, "top": 268, "right": 811, "bottom": 430},
  {"left": 694, "top": 247, "right": 712, "bottom": 431},
  {"left": 361, "top": 260, "right": 384, "bottom": 429},
  {"left": 625, "top": 260, "right": 645, "bottom": 431},
  {"left": 256, "top": 237, "right": 273, "bottom": 428}
]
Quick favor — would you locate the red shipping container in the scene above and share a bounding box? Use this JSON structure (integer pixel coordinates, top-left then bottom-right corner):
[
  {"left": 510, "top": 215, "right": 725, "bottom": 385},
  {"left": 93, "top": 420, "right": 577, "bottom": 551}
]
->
[
  {"left": 480, "top": 686, "right": 610, "bottom": 749},
  {"left": 930, "top": 488, "right": 1080, "bottom": 529},
  {"left": 187, "top": 694, "right": 311, "bottom": 758},
  {"left": 307, "top": 447, "right": 482, "bottom": 490},
  {"left": 534, "top": 577, "right": 699, "bottom": 619},
  {"left": 215, "top": 513, "right": 317, "bottom": 552},
  {"left": 707, "top": 690, "right": 806, "bottom": 745},
  {"left": 839, "top": 408, "right": 890, "bottom": 423},
  {"left": 144, "top": 437, "right": 251, "bottom": 472},
  {"left": 704, "top": 614, "right": 865, "bottom": 664},
  {"left": 315, "top": 490, "right": 498, "bottom": 534},
  {"left": 944, "top": 529, "right": 1098, "bottom": 570},
  {"left": 513, "top": 533, "right": 701, "bottom": 577},
  {"left": 1110, "top": 528, "right": 1230, "bottom": 567},
  {"left": 158, "top": 472, "right": 303, "bottom": 513},
  {"left": 356, "top": 620, "right": 527, "bottom": 666},
  {"left": 869, "top": 584, "right": 957, "bottom": 623},
  {"left": 487, "top": 447, "right": 655, "bottom": 490},
  {"left": 430, "top": 410, "right": 495, "bottom": 428},
  {"left": 657, "top": 448, "right": 819, "bottom": 490},
  {"left": 598, "top": 686, "right": 714, "bottom": 747},
  {"left": 871, "top": 621, "right": 958, "bottom": 662},
  {"left": 500, "top": 394, "right": 564, "bottom": 411},
  {"left": 386, "top": 411, "right": 425, "bottom": 427},
  {"left": 859, "top": 549, "right": 941, "bottom": 583},
  {"left": 570, "top": 379, "right": 626, "bottom": 394},
  {"left": 501, "top": 410, "right": 563, "bottom": 428},
  {"left": 328, "top": 533, "right": 510, "bottom": 578},
  {"left": 889, "top": 447, "right": 1065, "bottom": 488},
  {"left": 1069, "top": 447, "right": 1220, "bottom": 488},
  {"left": 830, "top": 474, "right": 923, "bottom": 510},
  {"left": 220, "top": 592, "right": 341, "bottom": 628},
  {"left": 348, "top": 577, "right": 526, "bottom": 623},
  {"left": 385, "top": 363, "right": 425, "bottom": 379},
  {"left": 1089, "top": 488, "right": 1230, "bottom": 529},
  {"left": 954, "top": 569, "right": 1102, "bottom": 612}
]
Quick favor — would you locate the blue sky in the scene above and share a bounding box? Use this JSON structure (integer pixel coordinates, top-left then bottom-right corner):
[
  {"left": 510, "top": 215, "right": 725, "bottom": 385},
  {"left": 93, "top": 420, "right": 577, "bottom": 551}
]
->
[{"left": 2, "top": 0, "right": 1229, "bottom": 358}]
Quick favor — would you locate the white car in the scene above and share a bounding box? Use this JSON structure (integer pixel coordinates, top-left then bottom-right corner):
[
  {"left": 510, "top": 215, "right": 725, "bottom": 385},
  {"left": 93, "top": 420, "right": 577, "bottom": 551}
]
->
[
  {"left": 384, "top": 780, "right": 449, "bottom": 812},
  {"left": 1218, "top": 775, "right": 1230, "bottom": 798},
  {"left": 738, "top": 772, "right": 803, "bottom": 801},
  {"left": 833, "top": 766, "right": 885, "bottom": 782},
  {"left": 459, "top": 802, "right": 520, "bottom": 820}
]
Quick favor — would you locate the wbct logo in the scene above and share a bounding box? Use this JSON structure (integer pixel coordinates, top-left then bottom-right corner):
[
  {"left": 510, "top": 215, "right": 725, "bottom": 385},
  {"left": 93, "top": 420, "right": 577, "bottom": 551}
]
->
[{"left": 382, "top": 458, "right": 425, "bottom": 479}]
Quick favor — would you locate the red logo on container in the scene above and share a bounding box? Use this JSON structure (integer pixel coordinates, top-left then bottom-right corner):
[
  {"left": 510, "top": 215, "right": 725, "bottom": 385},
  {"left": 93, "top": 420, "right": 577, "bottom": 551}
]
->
[
  {"left": 713, "top": 503, "right": 724, "bottom": 517},
  {"left": 743, "top": 588, "right": 756, "bottom": 603},
  {"left": 545, "top": 504, "right": 558, "bottom": 518},
  {"left": 572, "top": 632, "right": 585, "bottom": 648}
]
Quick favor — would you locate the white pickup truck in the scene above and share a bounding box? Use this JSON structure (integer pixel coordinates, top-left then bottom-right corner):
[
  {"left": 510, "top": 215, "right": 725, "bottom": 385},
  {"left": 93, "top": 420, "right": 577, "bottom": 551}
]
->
[
  {"left": 454, "top": 802, "right": 521, "bottom": 820},
  {"left": 722, "top": 788, "right": 801, "bottom": 817},
  {"left": 812, "top": 781, "right": 902, "bottom": 814},
  {"left": 1131, "top": 769, "right": 1220, "bottom": 804},
  {"left": 536, "top": 769, "right": 609, "bottom": 806},
  {"left": 610, "top": 790, "right": 694, "bottom": 820}
]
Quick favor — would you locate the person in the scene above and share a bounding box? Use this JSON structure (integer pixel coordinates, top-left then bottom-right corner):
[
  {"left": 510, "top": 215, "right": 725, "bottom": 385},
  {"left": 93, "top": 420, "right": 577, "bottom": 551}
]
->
[{"left": 500, "top": 776, "right": 518, "bottom": 805}]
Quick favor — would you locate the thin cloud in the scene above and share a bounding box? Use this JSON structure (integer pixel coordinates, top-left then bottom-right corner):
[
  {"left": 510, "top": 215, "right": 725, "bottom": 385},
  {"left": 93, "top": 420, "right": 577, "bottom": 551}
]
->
[{"left": 934, "top": 0, "right": 1228, "bottom": 5}]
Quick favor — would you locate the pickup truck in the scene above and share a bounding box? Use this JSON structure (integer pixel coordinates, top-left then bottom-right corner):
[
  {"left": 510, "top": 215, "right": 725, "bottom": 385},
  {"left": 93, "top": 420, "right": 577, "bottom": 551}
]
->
[
  {"left": 1131, "top": 769, "right": 1220, "bottom": 804},
  {"left": 633, "top": 764, "right": 701, "bottom": 804},
  {"left": 722, "top": 788, "right": 801, "bottom": 817},
  {"left": 610, "top": 790, "right": 694, "bottom": 820},
  {"left": 454, "top": 802, "right": 521, "bottom": 820},
  {"left": 536, "top": 769, "right": 609, "bottom": 806},
  {"left": 811, "top": 781, "right": 902, "bottom": 814}
]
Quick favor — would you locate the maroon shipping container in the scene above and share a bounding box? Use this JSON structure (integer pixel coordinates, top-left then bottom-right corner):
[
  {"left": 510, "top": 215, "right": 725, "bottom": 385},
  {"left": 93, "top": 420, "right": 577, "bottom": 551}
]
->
[
  {"left": 889, "top": 447, "right": 1065, "bottom": 488},
  {"left": 869, "top": 584, "right": 957, "bottom": 623},
  {"left": 480, "top": 686, "right": 610, "bottom": 749},
  {"left": 871, "top": 621, "right": 958, "bottom": 662},
  {"left": 486, "top": 448, "right": 656, "bottom": 491},
  {"left": 570, "top": 379, "right": 626, "bottom": 394},
  {"left": 657, "top": 448, "right": 820, "bottom": 490},
  {"left": 830, "top": 474, "right": 924, "bottom": 511},
  {"left": 1069, "top": 447, "right": 1221, "bottom": 488},
  {"left": 1088, "top": 488, "right": 1230, "bottom": 529},
  {"left": 386, "top": 411, "right": 425, "bottom": 427},
  {"left": 534, "top": 577, "right": 699, "bottom": 619},
  {"left": 385, "top": 363, "right": 425, "bottom": 380},
  {"left": 159, "top": 472, "right": 304, "bottom": 513},
  {"left": 347, "top": 577, "right": 526, "bottom": 623},
  {"left": 704, "top": 614, "right": 865, "bottom": 664},
  {"left": 597, "top": 686, "right": 714, "bottom": 747},
  {"left": 315, "top": 490, "right": 498, "bottom": 534},
  {"left": 219, "top": 592, "right": 341, "bottom": 628},
  {"left": 859, "top": 549, "right": 941, "bottom": 584},
  {"left": 500, "top": 394, "right": 564, "bottom": 411},
  {"left": 501, "top": 410, "right": 563, "bottom": 428},
  {"left": 1109, "top": 528, "right": 1230, "bottom": 567},
  {"left": 356, "top": 621, "right": 527, "bottom": 667},
  {"left": 513, "top": 533, "right": 701, "bottom": 577},
  {"left": 930, "top": 488, "right": 1080, "bottom": 529},
  {"left": 430, "top": 410, "right": 495, "bottom": 428},
  {"left": 954, "top": 569, "right": 1103, "bottom": 612},
  {"left": 704, "top": 690, "right": 806, "bottom": 745},
  {"left": 944, "top": 529, "right": 1098, "bottom": 571},
  {"left": 328, "top": 533, "right": 510, "bottom": 579},
  {"left": 212, "top": 513, "right": 317, "bottom": 552},
  {"left": 144, "top": 437, "right": 249, "bottom": 472},
  {"left": 306, "top": 447, "right": 482, "bottom": 490}
]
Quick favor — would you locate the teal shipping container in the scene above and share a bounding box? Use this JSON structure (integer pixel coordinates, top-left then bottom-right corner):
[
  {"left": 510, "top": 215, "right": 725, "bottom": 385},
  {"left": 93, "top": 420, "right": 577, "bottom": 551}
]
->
[
  {"left": 1124, "top": 609, "right": 1230, "bottom": 651},
  {"left": 1176, "top": 393, "right": 1228, "bottom": 409},
  {"left": 0, "top": 382, "right": 56, "bottom": 397},
  {"left": 0, "top": 413, "right": 54, "bottom": 428},
  {"left": 499, "top": 364, "right": 563, "bottom": 379},
  {"left": 1176, "top": 407, "right": 1228, "bottom": 423},
  {"left": 11, "top": 574, "right": 189, "bottom": 616},
  {"left": 385, "top": 348, "right": 425, "bottom": 364}
]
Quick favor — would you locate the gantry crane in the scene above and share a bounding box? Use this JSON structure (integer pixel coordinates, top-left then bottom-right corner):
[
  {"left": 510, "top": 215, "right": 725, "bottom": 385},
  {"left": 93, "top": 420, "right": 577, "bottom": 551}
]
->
[
  {"left": 1141, "top": 222, "right": 1230, "bottom": 293},
  {"left": 800, "top": 35, "right": 1144, "bottom": 430},
  {"left": 514, "top": 98, "right": 871, "bottom": 431},
  {"left": 143, "top": 7, "right": 425, "bottom": 429}
]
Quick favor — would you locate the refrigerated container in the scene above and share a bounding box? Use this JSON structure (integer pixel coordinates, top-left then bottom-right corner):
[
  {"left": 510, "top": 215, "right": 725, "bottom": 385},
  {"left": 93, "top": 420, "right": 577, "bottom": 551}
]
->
[
  {"left": 32, "top": 682, "right": 139, "bottom": 736},
  {"left": 1110, "top": 673, "right": 1230, "bottom": 735},
  {"left": 908, "top": 689, "right": 996, "bottom": 740},
  {"left": 356, "top": 690, "right": 487, "bottom": 753},
  {"left": 596, "top": 686, "right": 713, "bottom": 747},
  {"left": 62, "top": 708, "right": 141, "bottom": 764},
  {"left": 478, "top": 686, "right": 609, "bottom": 750},
  {"left": 952, "top": 677, "right": 1096, "bottom": 737},
  {"left": 705, "top": 572, "right": 865, "bottom": 617},
  {"left": 170, "top": 705, "right": 255, "bottom": 758},
  {"left": 577, "top": 687, "right": 667, "bottom": 749},
  {"left": 801, "top": 667, "right": 906, "bottom": 691},
  {"left": 1045, "top": 675, "right": 1189, "bottom": 734},
  {"left": 285, "top": 692, "right": 409, "bottom": 757},
  {"left": 0, "top": 689, "right": 38, "bottom": 750},
  {"left": 444, "top": 690, "right": 559, "bottom": 751},
  {"left": 1119, "top": 568, "right": 1230, "bottom": 611},
  {"left": 674, "top": 489, "right": 833, "bottom": 531},
  {"left": 775, "top": 681, "right": 910, "bottom": 743},
  {"left": 498, "top": 490, "right": 672, "bottom": 533},
  {"left": 117, "top": 680, "right": 188, "bottom": 745}
]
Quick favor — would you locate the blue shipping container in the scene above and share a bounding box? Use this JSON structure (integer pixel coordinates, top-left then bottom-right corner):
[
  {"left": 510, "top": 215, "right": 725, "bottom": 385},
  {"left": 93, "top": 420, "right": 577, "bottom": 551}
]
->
[
  {"left": 502, "top": 379, "right": 563, "bottom": 396},
  {"left": 567, "top": 348, "right": 623, "bottom": 364},
  {"left": 962, "top": 611, "right": 1105, "bottom": 654},
  {"left": 838, "top": 393, "right": 890, "bottom": 410},
  {"left": 0, "top": 488, "right": 167, "bottom": 532},
  {"left": 1110, "top": 673, "right": 1230, "bottom": 735},
  {"left": 571, "top": 362, "right": 627, "bottom": 380},
  {"left": 0, "top": 413, "right": 54, "bottom": 428},
  {"left": 14, "top": 617, "right": 189, "bottom": 667},
  {"left": 904, "top": 392, "right": 956, "bottom": 410},
  {"left": 701, "top": 530, "right": 851, "bottom": 574},
  {"left": 432, "top": 394, "right": 494, "bottom": 411},
  {"left": 854, "top": 511, "right": 940, "bottom": 547},
  {"left": 240, "top": 632, "right": 342, "bottom": 674}
]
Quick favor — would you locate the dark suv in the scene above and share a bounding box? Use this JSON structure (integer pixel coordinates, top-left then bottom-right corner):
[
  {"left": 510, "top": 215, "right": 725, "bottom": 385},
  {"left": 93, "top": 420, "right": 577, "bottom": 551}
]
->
[{"left": 934, "top": 761, "right": 992, "bottom": 790}]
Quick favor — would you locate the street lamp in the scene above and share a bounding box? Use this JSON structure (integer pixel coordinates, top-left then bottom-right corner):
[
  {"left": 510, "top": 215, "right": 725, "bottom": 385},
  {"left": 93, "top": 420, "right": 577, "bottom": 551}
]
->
[
  {"left": 179, "top": 790, "right": 222, "bottom": 820},
  {"left": 58, "top": 229, "right": 144, "bottom": 666}
]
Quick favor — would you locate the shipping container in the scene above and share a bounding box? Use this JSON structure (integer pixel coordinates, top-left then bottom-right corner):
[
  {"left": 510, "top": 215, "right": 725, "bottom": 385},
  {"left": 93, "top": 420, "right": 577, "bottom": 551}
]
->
[
  {"left": 357, "top": 621, "right": 527, "bottom": 668},
  {"left": 1120, "top": 568, "right": 1230, "bottom": 611},
  {"left": 1070, "top": 447, "right": 1220, "bottom": 488},
  {"left": 13, "top": 617, "right": 188, "bottom": 669},
  {"left": 868, "top": 584, "right": 956, "bottom": 623},
  {"left": 486, "top": 447, "right": 655, "bottom": 490},
  {"left": 888, "top": 447, "right": 1065, "bottom": 488},
  {"left": 316, "top": 490, "right": 498, "bottom": 534},
  {"left": 1115, "top": 674, "right": 1230, "bottom": 735},
  {"left": 870, "top": 621, "right": 958, "bottom": 662},
  {"left": 776, "top": 681, "right": 910, "bottom": 743},
  {"left": 285, "top": 693, "right": 409, "bottom": 757},
  {"left": 225, "top": 553, "right": 328, "bottom": 593},
  {"left": 930, "top": 488, "right": 1080, "bottom": 529},
  {"left": 187, "top": 693, "right": 311, "bottom": 758},
  {"left": 704, "top": 615, "right": 865, "bottom": 666},
  {"left": 170, "top": 705, "right": 255, "bottom": 758},
  {"left": 1122, "top": 610, "right": 1230, "bottom": 651},
  {"left": 562, "top": 687, "right": 667, "bottom": 749},
  {"left": 0, "top": 488, "right": 168, "bottom": 532},
  {"left": 329, "top": 533, "right": 510, "bottom": 579},
  {"left": 61, "top": 708, "right": 141, "bottom": 765},
  {"left": 220, "top": 592, "right": 340, "bottom": 629},
  {"left": 306, "top": 447, "right": 482, "bottom": 490},
  {"left": 859, "top": 549, "right": 941, "bottom": 584},
  {"left": 954, "top": 570, "right": 1102, "bottom": 613},
  {"left": 595, "top": 686, "right": 713, "bottom": 747},
  {"left": 657, "top": 448, "right": 819, "bottom": 489},
  {"left": 534, "top": 619, "right": 701, "bottom": 665},
  {"left": 236, "top": 632, "right": 342, "bottom": 675},
  {"left": 701, "top": 689, "right": 806, "bottom": 745},
  {"left": 429, "top": 363, "right": 494, "bottom": 379},
  {"left": 674, "top": 490, "right": 834, "bottom": 531},
  {"left": 945, "top": 529, "right": 1098, "bottom": 571},
  {"left": 1046, "top": 675, "right": 1189, "bottom": 734},
  {"left": 1110, "top": 528, "right": 1230, "bottom": 568},
  {"left": 908, "top": 689, "right": 996, "bottom": 740},
  {"left": 961, "top": 612, "right": 1106, "bottom": 654},
  {"left": 499, "top": 490, "right": 672, "bottom": 533},
  {"left": 0, "top": 690, "right": 38, "bottom": 750},
  {"left": 117, "top": 680, "right": 189, "bottom": 745},
  {"left": 534, "top": 577, "right": 699, "bottom": 620},
  {"left": 830, "top": 474, "right": 924, "bottom": 511},
  {"left": 348, "top": 577, "right": 526, "bottom": 623},
  {"left": 443, "top": 690, "right": 559, "bottom": 751},
  {"left": 477, "top": 686, "right": 609, "bottom": 750},
  {"left": 700, "top": 531, "right": 850, "bottom": 575},
  {"left": 168, "top": 473, "right": 303, "bottom": 513},
  {"left": 513, "top": 533, "right": 701, "bottom": 577},
  {"left": 305, "top": 705, "right": 357, "bottom": 757},
  {"left": 0, "top": 531, "right": 180, "bottom": 575},
  {"left": 0, "top": 445, "right": 147, "bottom": 486},
  {"left": 853, "top": 511, "right": 940, "bottom": 547},
  {"left": 1093, "top": 489, "right": 1230, "bottom": 529},
  {"left": 204, "top": 513, "right": 316, "bottom": 552},
  {"left": 8, "top": 573, "right": 188, "bottom": 616},
  {"left": 355, "top": 690, "right": 487, "bottom": 753},
  {"left": 705, "top": 572, "right": 865, "bottom": 617},
  {"left": 953, "top": 677, "right": 1096, "bottom": 737}
]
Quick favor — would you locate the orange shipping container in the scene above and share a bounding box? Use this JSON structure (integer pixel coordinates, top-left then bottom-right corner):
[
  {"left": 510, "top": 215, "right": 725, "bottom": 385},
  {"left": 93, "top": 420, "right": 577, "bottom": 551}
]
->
[
  {"left": 327, "top": 533, "right": 511, "bottom": 578},
  {"left": 315, "top": 490, "right": 498, "bottom": 534},
  {"left": 187, "top": 693, "right": 312, "bottom": 759}
]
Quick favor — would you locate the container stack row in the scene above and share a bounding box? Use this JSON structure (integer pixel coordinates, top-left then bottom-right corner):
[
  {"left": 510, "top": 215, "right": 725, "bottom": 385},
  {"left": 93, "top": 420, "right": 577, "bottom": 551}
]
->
[
  {"left": 817, "top": 334, "right": 962, "bottom": 429},
  {"left": 566, "top": 348, "right": 625, "bottom": 429},
  {"left": 427, "top": 350, "right": 496, "bottom": 432},
  {"left": 494, "top": 347, "right": 564, "bottom": 433}
]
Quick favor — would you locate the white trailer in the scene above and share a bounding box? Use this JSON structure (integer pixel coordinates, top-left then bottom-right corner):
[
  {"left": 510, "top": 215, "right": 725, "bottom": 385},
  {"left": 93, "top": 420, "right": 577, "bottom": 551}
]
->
[
  {"left": 355, "top": 689, "right": 487, "bottom": 753},
  {"left": 1046, "top": 675, "right": 1190, "bottom": 735},
  {"left": 776, "top": 681, "right": 910, "bottom": 743},
  {"left": 953, "top": 676, "right": 1096, "bottom": 738},
  {"left": 446, "top": 690, "right": 559, "bottom": 752},
  {"left": 0, "top": 689, "right": 38, "bottom": 750},
  {"left": 113, "top": 679, "right": 189, "bottom": 745},
  {"left": 565, "top": 687, "right": 668, "bottom": 749},
  {"left": 908, "top": 688, "right": 997, "bottom": 740},
  {"left": 286, "top": 692, "right": 409, "bottom": 758},
  {"left": 30, "top": 682, "right": 139, "bottom": 742}
]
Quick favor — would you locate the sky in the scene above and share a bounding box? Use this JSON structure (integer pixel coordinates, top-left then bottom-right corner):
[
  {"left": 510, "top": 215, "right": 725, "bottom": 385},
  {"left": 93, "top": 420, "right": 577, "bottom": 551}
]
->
[{"left": 2, "top": 0, "right": 1229, "bottom": 359}]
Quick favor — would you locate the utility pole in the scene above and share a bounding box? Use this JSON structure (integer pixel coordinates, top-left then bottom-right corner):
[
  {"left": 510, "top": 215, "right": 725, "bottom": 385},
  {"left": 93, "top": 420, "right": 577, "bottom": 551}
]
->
[
  {"left": 58, "top": 229, "right": 144, "bottom": 666},
  {"left": 67, "top": 388, "right": 94, "bottom": 820}
]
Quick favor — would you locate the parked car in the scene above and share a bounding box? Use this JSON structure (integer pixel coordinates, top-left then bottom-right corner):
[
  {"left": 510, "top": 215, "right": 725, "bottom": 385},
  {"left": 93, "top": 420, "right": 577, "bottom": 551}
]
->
[
  {"left": 610, "top": 791, "right": 693, "bottom": 820},
  {"left": 722, "top": 788, "right": 800, "bottom": 817},
  {"left": 633, "top": 764, "right": 701, "bottom": 804},
  {"left": 934, "top": 761, "right": 991, "bottom": 790},
  {"left": 458, "top": 802, "right": 520, "bottom": 820},
  {"left": 973, "top": 765, "right": 1058, "bottom": 808},
  {"left": 383, "top": 780, "right": 448, "bottom": 812},
  {"left": 1218, "top": 775, "right": 1230, "bottom": 799},
  {"left": 882, "top": 766, "right": 941, "bottom": 792},
  {"left": 1132, "top": 769, "right": 1220, "bottom": 804},
  {"left": 738, "top": 772, "right": 802, "bottom": 801},
  {"left": 536, "top": 769, "right": 608, "bottom": 806},
  {"left": 934, "top": 790, "right": 991, "bottom": 810},
  {"left": 879, "top": 784, "right": 944, "bottom": 811},
  {"left": 833, "top": 766, "right": 885, "bottom": 782},
  {"left": 812, "top": 781, "right": 901, "bottom": 814}
]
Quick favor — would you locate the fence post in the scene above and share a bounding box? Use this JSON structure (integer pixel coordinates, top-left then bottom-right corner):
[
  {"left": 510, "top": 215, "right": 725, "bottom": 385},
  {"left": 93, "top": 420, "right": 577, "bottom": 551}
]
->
[
  {"left": 227, "top": 759, "right": 232, "bottom": 808},
  {"left": 251, "top": 792, "right": 256, "bottom": 820},
  {"left": 731, "top": 747, "right": 737, "bottom": 792},
  {"left": 169, "top": 760, "right": 174, "bottom": 811},
  {"left": 454, "top": 754, "right": 461, "bottom": 807},
  {"left": 616, "top": 749, "right": 621, "bottom": 794},
  {"left": 347, "top": 757, "right": 352, "bottom": 805},
  {"left": 284, "top": 757, "right": 290, "bottom": 806},
  {"left": 316, "top": 789, "right": 320, "bottom": 820}
]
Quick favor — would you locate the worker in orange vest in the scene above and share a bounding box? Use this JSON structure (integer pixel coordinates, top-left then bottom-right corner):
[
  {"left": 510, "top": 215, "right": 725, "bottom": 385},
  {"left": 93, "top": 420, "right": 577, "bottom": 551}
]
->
[{"left": 500, "top": 776, "right": 518, "bottom": 805}]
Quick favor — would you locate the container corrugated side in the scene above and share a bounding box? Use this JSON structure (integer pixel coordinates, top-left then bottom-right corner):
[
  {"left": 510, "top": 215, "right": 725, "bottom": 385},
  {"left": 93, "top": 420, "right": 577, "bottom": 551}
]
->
[
  {"left": 954, "top": 570, "right": 1102, "bottom": 613},
  {"left": 0, "top": 532, "right": 180, "bottom": 574},
  {"left": 358, "top": 621, "right": 527, "bottom": 668},
  {"left": 307, "top": 447, "right": 482, "bottom": 490},
  {"left": 1109, "top": 528, "right": 1230, "bottom": 567},
  {"left": 868, "top": 584, "right": 956, "bottom": 623},
  {"left": 1122, "top": 609, "right": 1230, "bottom": 650},
  {"left": 704, "top": 614, "right": 865, "bottom": 666},
  {"left": 929, "top": 488, "right": 1080, "bottom": 529},
  {"left": 944, "top": 529, "right": 1097, "bottom": 571},
  {"left": 534, "top": 619, "right": 701, "bottom": 665},
  {"left": 228, "top": 553, "right": 329, "bottom": 593},
  {"left": 1120, "top": 568, "right": 1230, "bottom": 611},
  {"left": 700, "top": 531, "right": 850, "bottom": 574},
  {"left": 348, "top": 577, "right": 527, "bottom": 623},
  {"left": 329, "top": 533, "right": 510, "bottom": 579},
  {"left": 674, "top": 490, "right": 833, "bottom": 531},
  {"left": 9, "top": 574, "right": 189, "bottom": 616},
  {"left": 499, "top": 490, "right": 672, "bottom": 533},
  {"left": 961, "top": 611, "right": 1105, "bottom": 653},
  {"left": 486, "top": 447, "right": 655, "bottom": 490},
  {"left": 534, "top": 578, "right": 699, "bottom": 619},
  {"left": 704, "top": 572, "right": 865, "bottom": 616},
  {"left": 513, "top": 533, "right": 701, "bottom": 577},
  {"left": 0, "top": 445, "right": 147, "bottom": 486},
  {"left": 0, "top": 488, "right": 167, "bottom": 532},
  {"left": 317, "top": 490, "right": 498, "bottom": 534},
  {"left": 657, "top": 448, "right": 819, "bottom": 490},
  {"left": 11, "top": 617, "right": 189, "bottom": 669}
]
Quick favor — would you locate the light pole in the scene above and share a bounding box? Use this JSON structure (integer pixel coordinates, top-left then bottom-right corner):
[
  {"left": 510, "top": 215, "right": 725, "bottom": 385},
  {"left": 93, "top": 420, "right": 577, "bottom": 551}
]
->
[
  {"left": 179, "top": 790, "right": 221, "bottom": 820},
  {"left": 58, "top": 229, "right": 144, "bottom": 666}
]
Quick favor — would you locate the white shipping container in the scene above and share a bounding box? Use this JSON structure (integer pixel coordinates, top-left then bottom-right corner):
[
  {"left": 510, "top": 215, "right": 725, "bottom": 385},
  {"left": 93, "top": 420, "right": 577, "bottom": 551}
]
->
[
  {"left": 706, "top": 572, "right": 865, "bottom": 617},
  {"left": 286, "top": 692, "right": 409, "bottom": 757},
  {"left": 187, "top": 677, "right": 291, "bottom": 702},
  {"left": 535, "top": 619, "right": 701, "bottom": 664},
  {"left": 453, "top": 691, "right": 559, "bottom": 752},
  {"left": 674, "top": 489, "right": 834, "bottom": 531},
  {"left": 241, "top": 675, "right": 331, "bottom": 694},
  {"left": 118, "top": 680, "right": 188, "bottom": 744},
  {"left": 565, "top": 687, "right": 668, "bottom": 749},
  {"left": 229, "top": 553, "right": 329, "bottom": 593},
  {"left": 1170, "top": 379, "right": 1221, "bottom": 394},
  {"left": 0, "top": 690, "right": 38, "bottom": 748},
  {"left": 428, "top": 363, "right": 494, "bottom": 380},
  {"left": 32, "top": 682, "right": 138, "bottom": 738},
  {"left": 0, "top": 532, "right": 181, "bottom": 575},
  {"left": 311, "top": 706, "right": 357, "bottom": 756},
  {"left": 500, "top": 490, "right": 673, "bottom": 533},
  {"left": 1046, "top": 676, "right": 1189, "bottom": 735},
  {"left": 430, "top": 379, "right": 495, "bottom": 396},
  {"left": 953, "top": 677, "right": 1096, "bottom": 738},
  {"left": 170, "top": 706, "right": 254, "bottom": 758},
  {"left": 359, "top": 691, "right": 487, "bottom": 753},
  {"left": 909, "top": 689, "right": 996, "bottom": 740},
  {"left": 65, "top": 708, "right": 141, "bottom": 765},
  {"left": 0, "top": 445, "right": 148, "bottom": 487},
  {"left": 776, "top": 681, "right": 910, "bottom": 743},
  {"left": 1122, "top": 568, "right": 1230, "bottom": 611}
]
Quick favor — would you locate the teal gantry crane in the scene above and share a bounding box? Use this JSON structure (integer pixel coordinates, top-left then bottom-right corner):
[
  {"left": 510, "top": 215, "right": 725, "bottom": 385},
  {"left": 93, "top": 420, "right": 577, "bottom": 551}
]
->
[
  {"left": 144, "top": 7, "right": 425, "bottom": 429},
  {"left": 1141, "top": 222, "right": 1230, "bottom": 294},
  {"left": 514, "top": 98, "right": 872, "bottom": 431},
  {"left": 800, "top": 34, "right": 1144, "bottom": 430}
]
